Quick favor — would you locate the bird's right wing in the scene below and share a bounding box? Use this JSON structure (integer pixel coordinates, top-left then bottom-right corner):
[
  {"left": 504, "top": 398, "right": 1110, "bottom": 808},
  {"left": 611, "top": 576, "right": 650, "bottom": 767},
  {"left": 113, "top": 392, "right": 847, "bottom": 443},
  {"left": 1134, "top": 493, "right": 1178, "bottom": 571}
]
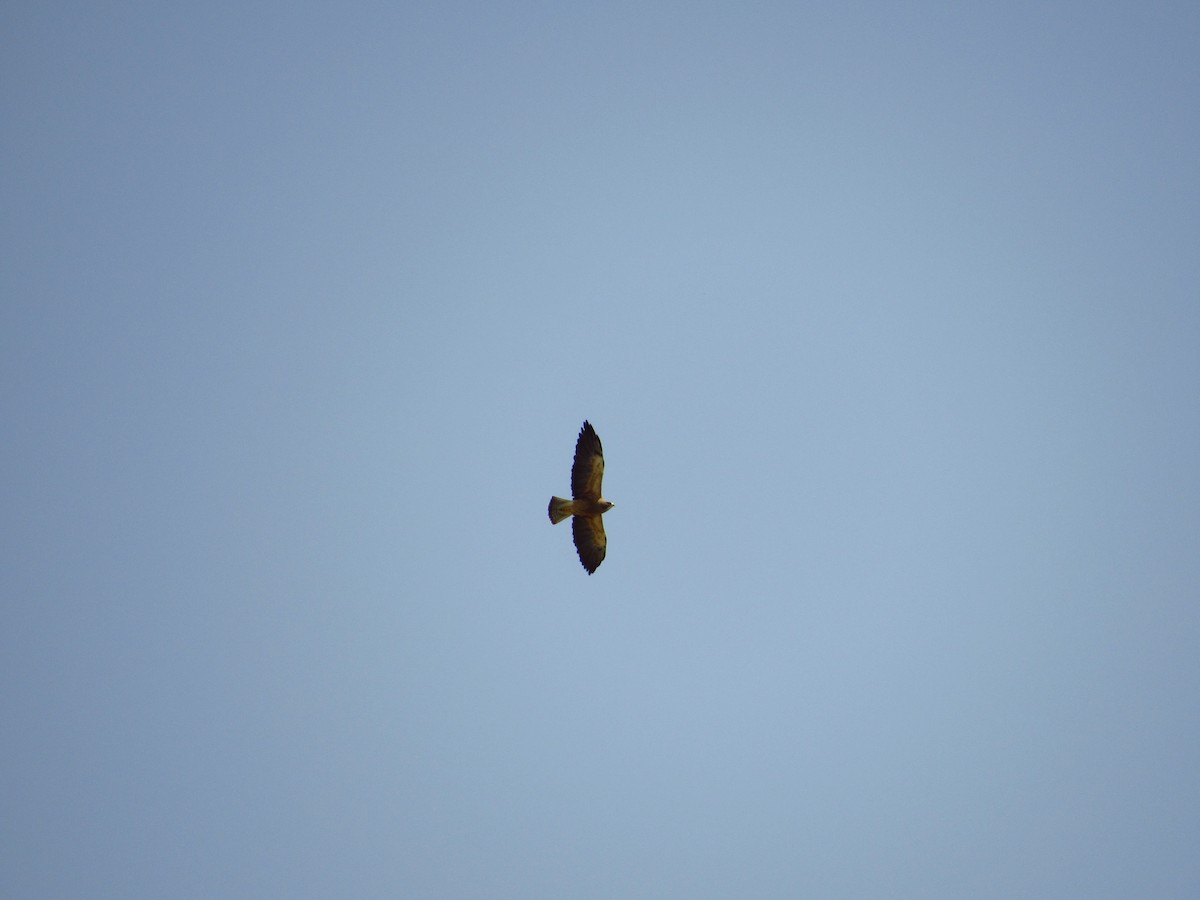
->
[{"left": 571, "top": 421, "right": 605, "bottom": 500}]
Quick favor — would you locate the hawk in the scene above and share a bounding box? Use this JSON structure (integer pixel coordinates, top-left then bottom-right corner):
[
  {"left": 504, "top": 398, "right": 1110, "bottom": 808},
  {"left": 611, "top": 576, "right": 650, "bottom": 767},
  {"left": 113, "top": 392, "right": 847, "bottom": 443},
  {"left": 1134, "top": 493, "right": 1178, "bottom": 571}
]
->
[{"left": 548, "top": 421, "right": 615, "bottom": 574}]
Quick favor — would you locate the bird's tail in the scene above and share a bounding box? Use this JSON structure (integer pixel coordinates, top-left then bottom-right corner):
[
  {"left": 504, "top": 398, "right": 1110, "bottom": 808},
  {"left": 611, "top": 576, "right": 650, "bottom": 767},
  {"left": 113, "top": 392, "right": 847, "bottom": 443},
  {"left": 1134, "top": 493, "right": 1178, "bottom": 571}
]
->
[{"left": 548, "top": 497, "right": 573, "bottom": 524}]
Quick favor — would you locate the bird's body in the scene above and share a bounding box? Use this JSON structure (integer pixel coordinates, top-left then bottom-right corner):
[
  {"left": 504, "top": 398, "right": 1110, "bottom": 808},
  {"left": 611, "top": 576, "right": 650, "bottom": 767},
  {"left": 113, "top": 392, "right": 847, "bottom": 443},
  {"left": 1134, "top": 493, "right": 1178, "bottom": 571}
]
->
[{"left": 548, "top": 421, "right": 614, "bottom": 574}]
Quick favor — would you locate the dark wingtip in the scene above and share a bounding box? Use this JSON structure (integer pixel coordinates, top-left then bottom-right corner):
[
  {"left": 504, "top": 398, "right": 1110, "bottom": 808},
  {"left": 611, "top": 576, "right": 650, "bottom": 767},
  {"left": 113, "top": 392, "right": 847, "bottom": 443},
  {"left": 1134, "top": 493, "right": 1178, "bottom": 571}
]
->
[{"left": 578, "top": 420, "right": 601, "bottom": 455}]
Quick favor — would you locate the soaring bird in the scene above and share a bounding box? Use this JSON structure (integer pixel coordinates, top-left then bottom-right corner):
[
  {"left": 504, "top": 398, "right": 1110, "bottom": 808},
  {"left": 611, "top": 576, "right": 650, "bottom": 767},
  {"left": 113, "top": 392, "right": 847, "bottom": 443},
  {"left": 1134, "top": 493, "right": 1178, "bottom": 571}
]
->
[{"left": 548, "top": 421, "right": 614, "bottom": 574}]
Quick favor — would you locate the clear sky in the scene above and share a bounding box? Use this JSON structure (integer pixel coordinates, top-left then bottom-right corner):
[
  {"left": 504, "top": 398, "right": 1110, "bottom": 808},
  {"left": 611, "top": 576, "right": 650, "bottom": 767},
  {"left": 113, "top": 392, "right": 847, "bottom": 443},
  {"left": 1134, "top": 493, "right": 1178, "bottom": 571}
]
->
[{"left": 4, "top": 2, "right": 1199, "bottom": 897}]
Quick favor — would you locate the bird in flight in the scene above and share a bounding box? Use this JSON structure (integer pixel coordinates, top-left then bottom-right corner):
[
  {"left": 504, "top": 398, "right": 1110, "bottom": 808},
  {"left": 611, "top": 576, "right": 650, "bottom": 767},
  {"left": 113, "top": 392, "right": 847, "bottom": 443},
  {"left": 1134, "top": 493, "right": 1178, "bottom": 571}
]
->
[{"left": 548, "top": 421, "right": 614, "bottom": 574}]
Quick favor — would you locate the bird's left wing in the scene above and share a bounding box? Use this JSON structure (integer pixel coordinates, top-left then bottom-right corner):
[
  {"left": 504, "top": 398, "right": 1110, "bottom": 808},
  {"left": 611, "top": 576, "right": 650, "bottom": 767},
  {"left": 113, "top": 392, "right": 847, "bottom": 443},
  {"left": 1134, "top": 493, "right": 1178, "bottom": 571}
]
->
[{"left": 571, "top": 515, "right": 607, "bottom": 574}]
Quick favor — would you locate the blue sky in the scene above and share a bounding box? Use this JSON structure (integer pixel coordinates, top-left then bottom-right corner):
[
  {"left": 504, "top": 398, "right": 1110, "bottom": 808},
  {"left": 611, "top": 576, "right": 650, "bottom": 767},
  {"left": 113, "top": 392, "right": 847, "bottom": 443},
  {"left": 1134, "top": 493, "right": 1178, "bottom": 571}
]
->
[{"left": 3, "top": 2, "right": 1199, "bottom": 897}]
